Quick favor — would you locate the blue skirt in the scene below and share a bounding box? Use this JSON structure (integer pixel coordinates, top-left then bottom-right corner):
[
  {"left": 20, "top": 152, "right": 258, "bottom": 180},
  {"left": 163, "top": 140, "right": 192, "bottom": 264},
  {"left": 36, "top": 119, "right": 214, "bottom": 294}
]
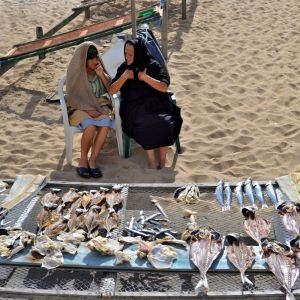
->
[{"left": 78, "top": 118, "right": 115, "bottom": 130}]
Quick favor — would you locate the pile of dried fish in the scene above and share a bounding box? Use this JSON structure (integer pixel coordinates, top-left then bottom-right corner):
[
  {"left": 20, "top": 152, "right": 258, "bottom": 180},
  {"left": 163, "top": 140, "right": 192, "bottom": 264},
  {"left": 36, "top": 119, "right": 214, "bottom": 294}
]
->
[
  {"left": 277, "top": 201, "right": 300, "bottom": 238},
  {"left": 262, "top": 239, "right": 299, "bottom": 300},
  {"left": 125, "top": 199, "right": 177, "bottom": 241},
  {"left": 173, "top": 185, "right": 201, "bottom": 204},
  {"left": 226, "top": 233, "right": 256, "bottom": 286},
  {"left": 30, "top": 185, "right": 125, "bottom": 269},
  {"left": 37, "top": 185, "right": 124, "bottom": 239}
]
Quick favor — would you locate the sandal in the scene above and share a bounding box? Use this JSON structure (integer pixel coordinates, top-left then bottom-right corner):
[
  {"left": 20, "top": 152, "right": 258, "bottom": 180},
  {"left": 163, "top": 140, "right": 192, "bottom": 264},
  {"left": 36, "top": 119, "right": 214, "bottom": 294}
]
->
[
  {"left": 89, "top": 166, "right": 103, "bottom": 178},
  {"left": 76, "top": 166, "right": 90, "bottom": 178}
]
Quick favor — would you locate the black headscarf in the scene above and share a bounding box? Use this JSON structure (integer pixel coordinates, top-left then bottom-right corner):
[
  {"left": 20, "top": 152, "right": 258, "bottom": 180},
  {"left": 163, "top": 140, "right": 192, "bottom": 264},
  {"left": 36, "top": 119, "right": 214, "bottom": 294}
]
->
[{"left": 124, "top": 38, "right": 151, "bottom": 77}]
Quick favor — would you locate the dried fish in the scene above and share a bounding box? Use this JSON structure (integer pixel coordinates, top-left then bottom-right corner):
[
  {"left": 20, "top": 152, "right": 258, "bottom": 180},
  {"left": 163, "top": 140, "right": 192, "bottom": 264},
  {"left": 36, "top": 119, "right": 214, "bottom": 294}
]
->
[
  {"left": 215, "top": 180, "right": 226, "bottom": 211},
  {"left": 265, "top": 181, "right": 278, "bottom": 206},
  {"left": 277, "top": 201, "right": 300, "bottom": 238},
  {"left": 151, "top": 199, "right": 168, "bottom": 218},
  {"left": 244, "top": 177, "right": 258, "bottom": 209},
  {"left": 253, "top": 181, "right": 268, "bottom": 209},
  {"left": 235, "top": 182, "right": 245, "bottom": 209},
  {"left": 115, "top": 250, "right": 132, "bottom": 265},
  {"left": 147, "top": 244, "right": 177, "bottom": 269},
  {"left": 262, "top": 239, "right": 299, "bottom": 300},
  {"left": 87, "top": 236, "right": 123, "bottom": 255},
  {"left": 174, "top": 185, "right": 201, "bottom": 204},
  {"left": 226, "top": 233, "right": 256, "bottom": 285},
  {"left": 224, "top": 183, "right": 232, "bottom": 211},
  {"left": 242, "top": 207, "right": 271, "bottom": 248},
  {"left": 190, "top": 228, "right": 224, "bottom": 293}
]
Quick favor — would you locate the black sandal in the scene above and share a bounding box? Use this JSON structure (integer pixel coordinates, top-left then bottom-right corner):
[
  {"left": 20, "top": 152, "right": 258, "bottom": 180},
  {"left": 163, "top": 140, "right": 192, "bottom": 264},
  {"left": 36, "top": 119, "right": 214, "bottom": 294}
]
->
[
  {"left": 89, "top": 167, "right": 103, "bottom": 178},
  {"left": 76, "top": 167, "right": 90, "bottom": 178}
]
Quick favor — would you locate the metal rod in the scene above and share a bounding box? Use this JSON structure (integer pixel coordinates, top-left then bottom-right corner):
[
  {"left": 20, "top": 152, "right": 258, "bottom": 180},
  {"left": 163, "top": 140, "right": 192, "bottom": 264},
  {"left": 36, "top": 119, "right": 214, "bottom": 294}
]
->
[{"left": 161, "top": 0, "right": 168, "bottom": 59}]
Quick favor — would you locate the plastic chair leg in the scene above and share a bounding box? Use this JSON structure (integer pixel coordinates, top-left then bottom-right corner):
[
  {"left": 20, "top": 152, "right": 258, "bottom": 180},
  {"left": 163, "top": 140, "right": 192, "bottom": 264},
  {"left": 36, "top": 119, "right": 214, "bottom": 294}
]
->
[
  {"left": 123, "top": 133, "right": 131, "bottom": 158},
  {"left": 175, "top": 136, "right": 182, "bottom": 154},
  {"left": 65, "top": 132, "right": 74, "bottom": 165}
]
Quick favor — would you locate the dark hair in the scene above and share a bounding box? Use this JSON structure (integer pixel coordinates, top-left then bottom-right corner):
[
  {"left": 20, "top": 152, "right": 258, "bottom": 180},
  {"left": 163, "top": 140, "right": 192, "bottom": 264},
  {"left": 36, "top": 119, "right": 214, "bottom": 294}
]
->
[{"left": 87, "top": 45, "right": 99, "bottom": 60}]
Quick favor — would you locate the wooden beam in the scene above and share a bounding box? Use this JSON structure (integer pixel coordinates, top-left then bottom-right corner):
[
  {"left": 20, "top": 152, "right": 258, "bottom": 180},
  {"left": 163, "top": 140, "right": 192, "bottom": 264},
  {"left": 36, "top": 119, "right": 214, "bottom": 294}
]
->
[
  {"left": 1, "top": 9, "right": 83, "bottom": 76},
  {"left": 131, "top": 0, "right": 137, "bottom": 38},
  {"left": 182, "top": 0, "right": 186, "bottom": 19}
]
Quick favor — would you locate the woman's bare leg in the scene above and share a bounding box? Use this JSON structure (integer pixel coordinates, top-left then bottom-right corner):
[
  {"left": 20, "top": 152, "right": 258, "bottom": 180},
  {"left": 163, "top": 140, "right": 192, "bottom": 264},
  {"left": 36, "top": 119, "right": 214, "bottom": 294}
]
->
[
  {"left": 158, "top": 146, "right": 168, "bottom": 168},
  {"left": 89, "top": 126, "right": 109, "bottom": 168},
  {"left": 145, "top": 149, "right": 157, "bottom": 169},
  {"left": 79, "top": 125, "right": 97, "bottom": 167}
]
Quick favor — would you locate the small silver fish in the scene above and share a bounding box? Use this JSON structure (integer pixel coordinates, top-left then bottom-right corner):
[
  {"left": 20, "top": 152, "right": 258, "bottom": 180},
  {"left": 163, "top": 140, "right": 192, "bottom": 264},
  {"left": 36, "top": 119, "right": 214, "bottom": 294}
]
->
[
  {"left": 253, "top": 181, "right": 268, "bottom": 209},
  {"left": 265, "top": 181, "right": 278, "bottom": 206},
  {"left": 224, "top": 183, "right": 232, "bottom": 211},
  {"left": 235, "top": 182, "right": 245, "bottom": 209},
  {"left": 244, "top": 178, "right": 257, "bottom": 210},
  {"left": 215, "top": 180, "right": 226, "bottom": 211}
]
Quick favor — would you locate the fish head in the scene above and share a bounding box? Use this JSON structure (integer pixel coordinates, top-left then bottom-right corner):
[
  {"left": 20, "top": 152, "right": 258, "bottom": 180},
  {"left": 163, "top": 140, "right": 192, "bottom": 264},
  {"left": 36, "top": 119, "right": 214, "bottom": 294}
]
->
[
  {"left": 290, "top": 236, "right": 300, "bottom": 249},
  {"left": 242, "top": 206, "right": 256, "bottom": 219},
  {"left": 226, "top": 233, "right": 240, "bottom": 246}
]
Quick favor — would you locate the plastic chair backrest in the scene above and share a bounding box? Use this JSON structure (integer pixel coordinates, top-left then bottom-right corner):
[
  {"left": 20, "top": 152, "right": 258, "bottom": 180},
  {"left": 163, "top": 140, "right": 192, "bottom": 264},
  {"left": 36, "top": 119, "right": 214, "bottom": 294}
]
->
[
  {"left": 101, "top": 37, "right": 125, "bottom": 78},
  {"left": 58, "top": 75, "right": 71, "bottom": 129}
]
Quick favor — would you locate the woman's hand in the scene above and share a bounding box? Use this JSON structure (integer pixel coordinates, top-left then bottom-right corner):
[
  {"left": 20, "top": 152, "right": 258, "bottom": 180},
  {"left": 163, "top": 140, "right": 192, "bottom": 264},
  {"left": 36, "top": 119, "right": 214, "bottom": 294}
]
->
[
  {"left": 95, "top": 64, "right": 104, "bottom": 77},
  {"left": 138, "top": 68, "right": 147, "bottom": 81},
  {"left": 84, "top": 110, "right": 101, "bottom": 118},
  {"left": 125, "top": 69, "right": 134, "bottom": 80}
]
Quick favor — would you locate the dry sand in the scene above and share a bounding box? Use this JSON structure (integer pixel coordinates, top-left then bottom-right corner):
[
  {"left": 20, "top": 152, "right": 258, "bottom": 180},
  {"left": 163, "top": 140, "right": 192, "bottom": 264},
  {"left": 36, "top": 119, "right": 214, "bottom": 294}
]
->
[{"left": 0, "top": 0, "right": 300, "bottom": 184}]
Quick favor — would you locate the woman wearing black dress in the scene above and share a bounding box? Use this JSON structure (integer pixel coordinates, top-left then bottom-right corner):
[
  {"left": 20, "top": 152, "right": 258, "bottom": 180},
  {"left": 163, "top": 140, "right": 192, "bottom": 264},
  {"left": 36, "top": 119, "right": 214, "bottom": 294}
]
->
[{"left": 109, "top": 38, "right": 182, "bottom": 169}]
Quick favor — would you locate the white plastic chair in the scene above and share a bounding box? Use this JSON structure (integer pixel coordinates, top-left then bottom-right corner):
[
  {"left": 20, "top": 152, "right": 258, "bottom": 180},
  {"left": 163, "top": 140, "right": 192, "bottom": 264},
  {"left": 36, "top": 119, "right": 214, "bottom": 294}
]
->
[{"left": 58, "top": 74, "right": 124, "bottom": 165}]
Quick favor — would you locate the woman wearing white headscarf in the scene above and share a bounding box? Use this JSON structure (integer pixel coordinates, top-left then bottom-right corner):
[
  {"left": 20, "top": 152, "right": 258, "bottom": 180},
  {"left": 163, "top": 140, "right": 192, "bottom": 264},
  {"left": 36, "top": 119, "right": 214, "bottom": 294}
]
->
[{"left": 66, "top": 42, "right": 114, "bottom": 178}]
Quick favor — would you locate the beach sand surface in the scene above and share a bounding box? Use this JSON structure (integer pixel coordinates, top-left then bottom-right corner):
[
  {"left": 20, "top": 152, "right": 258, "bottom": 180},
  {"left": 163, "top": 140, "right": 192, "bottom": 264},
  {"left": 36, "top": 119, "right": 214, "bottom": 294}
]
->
[{"left": 1, "top": 0, "right": 300, "bottom": 184}]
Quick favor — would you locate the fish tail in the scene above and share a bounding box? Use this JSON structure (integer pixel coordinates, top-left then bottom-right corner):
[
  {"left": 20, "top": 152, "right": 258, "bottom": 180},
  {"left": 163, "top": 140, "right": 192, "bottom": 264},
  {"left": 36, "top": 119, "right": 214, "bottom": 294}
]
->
[
  {"left": 262, "top": 203, "right": 268, "bottom": 209},
  {"left": 195, "top": 274, "right": 209, "bottom": 294},
  {"left": 286, "top": 290, "right": 296, "bottom": 300},
  {"left": 242, "top": 273, "right": 253, "bottom": 285}
]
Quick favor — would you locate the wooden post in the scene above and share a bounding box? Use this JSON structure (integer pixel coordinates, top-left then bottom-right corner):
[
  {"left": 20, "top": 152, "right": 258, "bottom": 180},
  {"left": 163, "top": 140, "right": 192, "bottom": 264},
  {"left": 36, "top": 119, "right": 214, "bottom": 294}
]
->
[
  {"left": 84, "top": 7, "right": 91, "bottom": 19},
  {"left": 182, "top": 0, "right": 187, "bottom": 20},
  {"left": 131, "top": 0, "right": 137, "bottom": 38},
  {"left": 161, "top": 0, "right": 168, "bottom": 60},
  {"left": 36, "top": 26, "right": 46, "bottom": 59}
]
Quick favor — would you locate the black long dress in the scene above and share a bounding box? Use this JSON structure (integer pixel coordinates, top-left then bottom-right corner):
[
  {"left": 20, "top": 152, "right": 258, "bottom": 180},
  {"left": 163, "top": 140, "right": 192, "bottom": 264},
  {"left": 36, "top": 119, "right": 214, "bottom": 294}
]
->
[{"left": 112, "top": 60, "right": 182, "bottom": 150}]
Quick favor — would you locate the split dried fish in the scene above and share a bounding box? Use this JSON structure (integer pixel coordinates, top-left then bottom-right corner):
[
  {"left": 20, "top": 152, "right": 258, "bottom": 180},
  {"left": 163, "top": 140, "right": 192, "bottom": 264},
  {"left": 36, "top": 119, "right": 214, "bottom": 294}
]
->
[
  {"left": 226, "top": 233, "right": 256, "bottom": 286},
  {"left": 190, "top": 228, "right": 224, "bottom": 294},
  {"left": 262, "top": 239, "right": 299, "bottom": 300},
  {"left": 242, "top": 207, "right": 271, "bottom": 249},
  {"left": 277, "top": 201, "right": 300, "bottom": 238}
]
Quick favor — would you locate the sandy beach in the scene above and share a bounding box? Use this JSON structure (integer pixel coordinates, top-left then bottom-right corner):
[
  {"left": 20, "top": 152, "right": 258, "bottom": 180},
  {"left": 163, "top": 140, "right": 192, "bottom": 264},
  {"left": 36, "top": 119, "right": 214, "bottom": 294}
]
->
[{"left": 0, "top": 0, "right": 300, "bottom": 184}]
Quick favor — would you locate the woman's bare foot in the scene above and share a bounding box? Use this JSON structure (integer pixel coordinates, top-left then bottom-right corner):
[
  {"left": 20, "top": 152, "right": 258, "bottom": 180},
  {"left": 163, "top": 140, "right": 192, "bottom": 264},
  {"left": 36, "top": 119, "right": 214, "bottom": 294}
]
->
[{"left": 78, "top": 158, "right": 88, "bottom": 168}]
